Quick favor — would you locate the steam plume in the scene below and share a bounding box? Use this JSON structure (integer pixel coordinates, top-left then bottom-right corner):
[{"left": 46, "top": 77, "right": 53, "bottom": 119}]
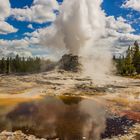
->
[{"left": 42, "top": 0, "right": 113, "bottom": 83}]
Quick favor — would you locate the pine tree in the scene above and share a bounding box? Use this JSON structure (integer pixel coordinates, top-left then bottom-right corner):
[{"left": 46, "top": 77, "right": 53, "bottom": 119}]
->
[
  {"left": 6, "top": 57, "right": 11, "bottom": 74},
  {"left": 1, "top": 57, "right": 6, "bottom": 73},
  {"left": 124, "top": 46, "right": 136, "bottom": 75},
  {"left": 133, "top": 41, "right": 140, "bottom": 74}
]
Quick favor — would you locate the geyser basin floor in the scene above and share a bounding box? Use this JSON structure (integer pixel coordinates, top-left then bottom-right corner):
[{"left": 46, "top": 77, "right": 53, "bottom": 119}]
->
[{"left": 0, "top": 71, "right": 140, "bottom": 139}]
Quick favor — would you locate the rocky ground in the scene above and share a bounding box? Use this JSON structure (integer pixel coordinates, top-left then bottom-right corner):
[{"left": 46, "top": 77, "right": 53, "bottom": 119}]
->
[
  {"left": 0, "top": 70, "right": 140, "bottom": 140},
  {"left": 104, "top": 124, "right": 140, "bottom": 140},
  {"left": 0, "top": 131, "right": 47, "bottom": 140}
]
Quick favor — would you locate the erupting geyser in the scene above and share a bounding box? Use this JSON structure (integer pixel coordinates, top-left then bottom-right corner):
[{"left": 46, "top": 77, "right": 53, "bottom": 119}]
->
[{"left": 43, "top": 0, "right": 113, "bottom": 83}]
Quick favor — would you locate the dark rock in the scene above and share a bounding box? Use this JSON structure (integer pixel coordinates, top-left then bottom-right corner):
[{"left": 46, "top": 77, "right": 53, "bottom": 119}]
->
[{"left": 58, "top": 54, "right": 81, "bottom": 72}]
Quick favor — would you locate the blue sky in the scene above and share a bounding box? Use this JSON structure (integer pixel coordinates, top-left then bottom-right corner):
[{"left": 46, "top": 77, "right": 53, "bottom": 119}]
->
[
  {"left": 0, "top": 0, "right": 140, "bottom": 57},
  {"left": 102, "top": 0, "right": 140, "bottom": 34}
]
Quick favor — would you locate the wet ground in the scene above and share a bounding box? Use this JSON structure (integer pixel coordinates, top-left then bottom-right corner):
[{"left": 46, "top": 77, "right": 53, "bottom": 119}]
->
[{"left": 0, "top": 96, "right": 138, "bottom": 140}]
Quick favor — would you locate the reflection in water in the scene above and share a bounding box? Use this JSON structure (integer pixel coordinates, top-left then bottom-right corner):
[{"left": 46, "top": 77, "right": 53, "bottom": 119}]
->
[{"left": 0, "top": 96, "right": 107, "bottom": 140}]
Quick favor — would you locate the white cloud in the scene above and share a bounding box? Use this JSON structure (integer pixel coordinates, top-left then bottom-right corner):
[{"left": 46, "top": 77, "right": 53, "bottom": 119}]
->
[
  {"left": 0, "top": 50, "right": 32, "bottom": 58},
  {"left": 122, "top": 0, "right": 140, "bottom": 12},
  {"left": 27, "top": 24, "right": 34, "bottom": 29},
  {"left": 106, "top": 16, "right": 135, "bottom": 34},
  {"left": 0, "top": 38, "right": 29, "bottom": 48},
  {"left": 0, "top": 0, "right": 18, "bottom": 34},
  {"left": 0, "top": 38, "right": 33, "bottom": 58},
  {"left": 103, "top": 15, "right": 140, "bottom": 54},
  {"left": 11, "top": 0, "right": 59, "bottom": 23},
  {"left": 8, "top": 51, "right": 32, "bottom": 58},
  {"left": 0, "top": 0, "right": 11, "bottom": 20},
  {"left": 0, "top": 21, "right": 18, "bottom": 34}
]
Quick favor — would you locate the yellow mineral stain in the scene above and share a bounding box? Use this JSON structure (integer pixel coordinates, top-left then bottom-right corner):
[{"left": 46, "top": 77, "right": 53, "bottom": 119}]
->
[{"left": 0, "top": 98, "right": 39, "bottom": 106}]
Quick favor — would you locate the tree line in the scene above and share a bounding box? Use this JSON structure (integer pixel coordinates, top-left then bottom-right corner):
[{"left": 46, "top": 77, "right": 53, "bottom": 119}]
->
[
  {"left": 0, "top": 55, "right": 56, "bottom": 74},
  {"left": 114, "top": 41, "right": 140, "bottom": 76},
  {"left": 1, "top": 41, "right": 140, "bottom": 76}
]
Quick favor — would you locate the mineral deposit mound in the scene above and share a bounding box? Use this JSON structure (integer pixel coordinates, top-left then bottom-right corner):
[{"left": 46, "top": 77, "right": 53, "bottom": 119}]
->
[{"left": 59, "top": 54, "right": 81, "bottom": 72}]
